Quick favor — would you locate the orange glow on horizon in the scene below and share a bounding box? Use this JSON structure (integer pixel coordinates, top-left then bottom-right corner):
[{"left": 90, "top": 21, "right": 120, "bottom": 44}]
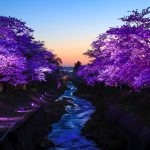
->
[
  {"left": 46, "top": 38, "right": 93, "bottom": 66},
  {"left": 57, "top": 52, "right": 90, "bottom": 66},
  {"left": 51, "top": 48, "right": 90, "bottom": 66}
]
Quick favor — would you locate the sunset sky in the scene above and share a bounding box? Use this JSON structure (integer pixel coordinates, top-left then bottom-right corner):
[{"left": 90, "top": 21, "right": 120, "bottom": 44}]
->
[{"left": 0, "top": 0, "right": 149, "bottom": 66}]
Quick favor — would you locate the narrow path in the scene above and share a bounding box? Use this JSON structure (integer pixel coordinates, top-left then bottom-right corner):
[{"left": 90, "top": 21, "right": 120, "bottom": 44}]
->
[{"left": 48, "top": 82, "right": 100, "bottom": 150}]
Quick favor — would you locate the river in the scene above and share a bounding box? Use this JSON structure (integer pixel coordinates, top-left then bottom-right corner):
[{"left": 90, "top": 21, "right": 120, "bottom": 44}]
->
[{"left": 48, "top": 82, "right": 100, "bottom": 150}]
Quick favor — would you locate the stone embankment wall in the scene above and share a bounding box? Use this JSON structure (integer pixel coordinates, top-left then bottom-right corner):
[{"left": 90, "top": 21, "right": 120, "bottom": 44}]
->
[
  {"left": 106, "top": 104, "right": 150, "bottom": 150},
  {"left": 0, "top": 108, "right": 53, "bottom": 150}
]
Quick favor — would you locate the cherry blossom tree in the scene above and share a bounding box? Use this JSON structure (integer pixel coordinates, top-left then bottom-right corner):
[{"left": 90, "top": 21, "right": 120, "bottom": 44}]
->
[
  {"left": 78, "top": 7, "right": 150, "bottom": 91},
  {"left": 0, "top": 16, "right": 60, "bottom": 87}
]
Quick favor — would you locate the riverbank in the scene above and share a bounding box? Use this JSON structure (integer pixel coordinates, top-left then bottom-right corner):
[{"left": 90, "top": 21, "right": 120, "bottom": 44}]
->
[
  {"left": 74, "top": 81, "right": 150, "bottom": 150},
  {"left": 0, "top": 84, "right": 67, "bottom": 150}
]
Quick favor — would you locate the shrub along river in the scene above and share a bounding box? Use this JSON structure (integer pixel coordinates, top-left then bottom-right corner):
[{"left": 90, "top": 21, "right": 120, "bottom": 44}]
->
[{"left": 48, "top": 82, "right": 100, "bottom": 150}]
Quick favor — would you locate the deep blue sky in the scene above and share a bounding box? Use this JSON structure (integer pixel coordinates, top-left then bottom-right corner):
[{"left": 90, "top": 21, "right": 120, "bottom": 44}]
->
[{"left": 0, "top": 0, "right": 149, "bottom": 66}]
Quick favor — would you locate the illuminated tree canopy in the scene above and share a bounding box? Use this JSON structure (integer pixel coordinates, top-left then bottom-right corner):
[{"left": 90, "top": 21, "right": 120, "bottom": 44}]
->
[
  {"left": 78, "top": 7, "right": 150, "bottom": 91},
  {"left": 0, "top": 16, "right": 60, "bottom": 86}
]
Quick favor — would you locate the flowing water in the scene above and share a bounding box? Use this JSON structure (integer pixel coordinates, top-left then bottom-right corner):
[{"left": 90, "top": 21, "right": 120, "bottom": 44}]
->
[{"left": 48, "top": 82, "right": 100, "bottom": 150}]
